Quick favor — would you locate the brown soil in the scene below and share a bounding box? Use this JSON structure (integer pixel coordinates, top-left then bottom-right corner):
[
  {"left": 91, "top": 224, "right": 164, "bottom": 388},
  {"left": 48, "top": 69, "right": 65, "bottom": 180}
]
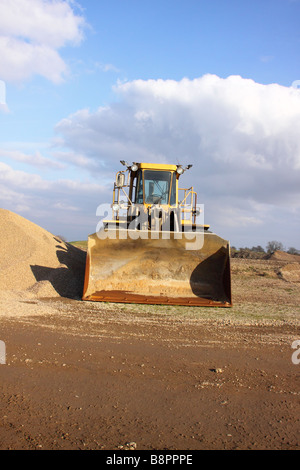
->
[{"left": 0, "top": 211, "right": 299, "bottom": 450}]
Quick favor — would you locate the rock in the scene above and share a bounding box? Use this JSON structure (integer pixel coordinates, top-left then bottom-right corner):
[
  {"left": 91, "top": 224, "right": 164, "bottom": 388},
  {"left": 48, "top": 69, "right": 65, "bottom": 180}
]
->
[
  {"left": 210, "top": 368, "right": 223, "bottom": 373},
  {"left": 118, "top": 441, "right": 137, "bottom": 450}
]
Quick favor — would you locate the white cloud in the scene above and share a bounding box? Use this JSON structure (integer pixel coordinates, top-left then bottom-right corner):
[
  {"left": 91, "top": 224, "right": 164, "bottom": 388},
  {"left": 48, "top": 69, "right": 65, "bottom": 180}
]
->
[
  {"left": 53, "top": 202, "right": 80, "bottom": 211},
  {"left": 55, "top": 74, "right": 300, "bottom": 194},
  {"left": 0, "top": 148, "right": 65, "bottom": 169},
  {"left": 259, "top": 55, "right": 274, "bottom": 63},
  {"left": 95, "top": 62, "right": 120, "bottom": 73},
  {"left": 0, "top": 162, "right": 107, "bottom": 194},
  {"left": 0, "top": 0, "right": 86, "bottom": 83},
  {"left": 0, "top": 162, "right": 109, "bottom": 239},
  {"left": 0, "top": 102, "right": 9, "bottom": 113},
  {"left": 54, "top": 74, "right": 300, "bottom": 246},
  {"left": 52, "top": 150, "right": 99, "bottom": 170},
  {"left": 0, "top": 162, "right": 48, "bottom": 189}
]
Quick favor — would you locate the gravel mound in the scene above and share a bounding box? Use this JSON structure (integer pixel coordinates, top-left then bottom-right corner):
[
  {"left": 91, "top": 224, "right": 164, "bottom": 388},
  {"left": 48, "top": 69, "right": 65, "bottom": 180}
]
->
[
  {"left": 268, "top": 250, "right": 300, "bottom": 262},
  {"left": 0, "top": 209, "right": 86, "bottom": 299}
]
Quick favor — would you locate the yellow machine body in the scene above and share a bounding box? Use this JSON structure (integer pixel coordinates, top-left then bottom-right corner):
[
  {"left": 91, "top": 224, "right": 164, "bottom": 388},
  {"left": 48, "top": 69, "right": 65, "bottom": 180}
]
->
[{"left": 82, "top": 162, "right": 232, "bottom": 307}]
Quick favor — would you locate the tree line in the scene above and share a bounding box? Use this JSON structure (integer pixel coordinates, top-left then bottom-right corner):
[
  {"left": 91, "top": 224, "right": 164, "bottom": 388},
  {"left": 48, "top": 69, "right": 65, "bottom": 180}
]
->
[{"left": 231, "top": 241, "right": 299, "bottom": 258}]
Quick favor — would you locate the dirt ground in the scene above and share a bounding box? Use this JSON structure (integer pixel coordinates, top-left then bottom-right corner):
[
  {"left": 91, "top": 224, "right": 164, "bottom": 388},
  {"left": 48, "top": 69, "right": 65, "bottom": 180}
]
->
[{"left": 0, "top": 258, "right": 299, "bottom": 450}]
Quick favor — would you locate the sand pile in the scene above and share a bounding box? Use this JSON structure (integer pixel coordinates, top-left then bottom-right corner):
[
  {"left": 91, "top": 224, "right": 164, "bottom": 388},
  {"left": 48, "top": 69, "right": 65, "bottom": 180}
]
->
[
  {"left": 269, "top": 250, "right": 300, "bottom": 262},
  {"left": 0, "top": 209, "right": 86, "bottom": 299}
]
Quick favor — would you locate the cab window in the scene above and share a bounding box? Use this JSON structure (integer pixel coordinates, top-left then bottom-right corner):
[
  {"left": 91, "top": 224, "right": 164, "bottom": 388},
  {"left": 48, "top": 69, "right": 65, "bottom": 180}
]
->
[{"left": 138, "top": 170, "right": 173, "bottom": 205}]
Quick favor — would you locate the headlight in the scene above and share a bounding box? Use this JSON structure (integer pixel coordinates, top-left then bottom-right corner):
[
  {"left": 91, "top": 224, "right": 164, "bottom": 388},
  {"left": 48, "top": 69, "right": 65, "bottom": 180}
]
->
[
  {"left": 112, "top": 203, "right": 120, "bottom": 211},
  {"left": 176, "top": 166, "right": 184, "bottom": 175},
  {"left": 131, "top": 163, "right": 138, "bottom": 172}
]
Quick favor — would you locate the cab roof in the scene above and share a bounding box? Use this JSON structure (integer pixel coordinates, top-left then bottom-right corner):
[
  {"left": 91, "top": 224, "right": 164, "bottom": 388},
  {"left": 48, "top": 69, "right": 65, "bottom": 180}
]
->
[{"left": 138, "top": 163, "right": 177, "bottom": 171}]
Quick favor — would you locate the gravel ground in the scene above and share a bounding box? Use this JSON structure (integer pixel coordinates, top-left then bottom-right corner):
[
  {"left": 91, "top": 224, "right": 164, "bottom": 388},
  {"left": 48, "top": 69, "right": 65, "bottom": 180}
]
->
[
  {"left": 0, "top": 210, "right": 299, "bottom": 450},
  {"left": 0, "top": 257, "right": 299, "bottom": 450}
]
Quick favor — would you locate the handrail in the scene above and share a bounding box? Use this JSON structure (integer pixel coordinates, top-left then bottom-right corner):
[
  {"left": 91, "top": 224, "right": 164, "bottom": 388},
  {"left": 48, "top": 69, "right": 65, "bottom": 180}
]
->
[{"left": 178, "top": 187, "right": 197, "bottom": 222}]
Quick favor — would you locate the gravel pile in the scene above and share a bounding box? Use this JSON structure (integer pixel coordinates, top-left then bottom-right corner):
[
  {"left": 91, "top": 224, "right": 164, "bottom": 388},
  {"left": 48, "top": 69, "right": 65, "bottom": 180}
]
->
[
  {"left": 269, "top": 250, "right": 300, "bottom": 262},
  {"left": 0, "top": 209, "right": 86, "bottom": 299}
]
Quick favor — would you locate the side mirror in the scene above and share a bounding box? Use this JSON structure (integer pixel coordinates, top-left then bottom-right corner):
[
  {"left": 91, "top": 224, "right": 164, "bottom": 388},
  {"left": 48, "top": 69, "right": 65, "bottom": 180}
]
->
[{"left": 116, "top": 172, "right": 125, "bottom": 187}]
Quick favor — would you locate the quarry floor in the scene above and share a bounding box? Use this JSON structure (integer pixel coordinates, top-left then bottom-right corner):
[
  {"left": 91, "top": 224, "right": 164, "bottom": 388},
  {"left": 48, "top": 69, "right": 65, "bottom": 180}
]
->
[{"left": 0, "top": 285, "right": 299, "bottom": 450}]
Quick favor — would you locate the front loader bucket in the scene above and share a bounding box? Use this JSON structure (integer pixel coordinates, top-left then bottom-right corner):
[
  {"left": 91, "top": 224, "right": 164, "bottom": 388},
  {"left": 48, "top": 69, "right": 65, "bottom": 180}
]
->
[{"left": 82, "top": 228, "right": 232, "bottom": 307}]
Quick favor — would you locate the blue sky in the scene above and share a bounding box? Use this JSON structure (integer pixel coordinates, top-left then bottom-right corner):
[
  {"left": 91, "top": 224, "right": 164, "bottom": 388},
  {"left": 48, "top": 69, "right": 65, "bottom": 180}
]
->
[{"left": 0, "top": 0, "right": 300, "bottom": 249}]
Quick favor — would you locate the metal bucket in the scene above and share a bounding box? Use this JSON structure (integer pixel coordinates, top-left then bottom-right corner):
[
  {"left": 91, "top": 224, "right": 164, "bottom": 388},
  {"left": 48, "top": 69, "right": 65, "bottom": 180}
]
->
[{"left": 82, "top": 228, "right": 232, "bottom": 307}]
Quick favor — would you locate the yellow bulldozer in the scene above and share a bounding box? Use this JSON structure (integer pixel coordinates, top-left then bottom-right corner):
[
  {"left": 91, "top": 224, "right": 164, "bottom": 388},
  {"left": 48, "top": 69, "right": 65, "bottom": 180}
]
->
[{"left": 82, "top": 162, "right": 232, "bottom": 307}]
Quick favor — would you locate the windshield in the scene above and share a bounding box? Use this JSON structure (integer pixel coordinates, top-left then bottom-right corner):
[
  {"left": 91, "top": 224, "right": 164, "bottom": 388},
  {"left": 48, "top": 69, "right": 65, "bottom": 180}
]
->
[{"left": 135, "top": 170, "right": 176, "bottom": 205}]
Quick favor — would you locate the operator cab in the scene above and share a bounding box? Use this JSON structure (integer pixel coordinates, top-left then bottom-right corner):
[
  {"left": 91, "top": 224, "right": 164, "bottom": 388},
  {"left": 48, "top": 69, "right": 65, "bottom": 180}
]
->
[{"left": 135, "top": 169, "right": 177, "bottom": 206}]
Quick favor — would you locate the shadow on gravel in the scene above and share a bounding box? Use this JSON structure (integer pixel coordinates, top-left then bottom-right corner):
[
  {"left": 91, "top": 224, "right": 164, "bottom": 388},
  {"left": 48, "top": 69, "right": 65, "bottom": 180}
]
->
[{"left": 30, "top": 239, "right": 86, "bottom": 299}]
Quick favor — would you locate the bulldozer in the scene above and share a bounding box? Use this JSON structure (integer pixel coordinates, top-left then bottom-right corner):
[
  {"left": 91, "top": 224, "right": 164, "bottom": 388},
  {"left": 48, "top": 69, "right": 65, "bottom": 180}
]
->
[{"left": 82, "top": 162, "right": 232, "bottom": 307}]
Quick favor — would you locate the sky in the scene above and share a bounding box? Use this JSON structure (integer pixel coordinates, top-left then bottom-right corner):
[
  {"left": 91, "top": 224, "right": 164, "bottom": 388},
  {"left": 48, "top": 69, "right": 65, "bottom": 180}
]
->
[{"left": 0, "top": 0, "right": 300, "bottom": 249}]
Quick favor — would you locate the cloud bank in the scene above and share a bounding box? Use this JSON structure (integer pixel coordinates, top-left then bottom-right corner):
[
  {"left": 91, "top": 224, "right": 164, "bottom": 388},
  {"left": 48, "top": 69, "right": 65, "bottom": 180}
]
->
[
  {"left": 56, "top": 74, "right": 300, "bottom": 204},
  {"left": 2, "top": 74, "right": 300, "bottom": 245},
  {"left": 53, "top": 74, "right": 300, "bottom": 245},
  {"left": 0, "top": 0, "right": 86, "bottom": 83},
  {"left": 0, "top": 161, "right": 108, "bottom": 238}
]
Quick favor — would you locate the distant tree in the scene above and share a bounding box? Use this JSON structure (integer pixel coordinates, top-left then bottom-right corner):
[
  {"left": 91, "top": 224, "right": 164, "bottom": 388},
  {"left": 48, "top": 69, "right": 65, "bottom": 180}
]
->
[
  {"left": 266, "top": 240, "right": 284, "bottom": 254},
  {"left": 287, "top": 247, "right": 300, "bottom": 255},
  {"left": 235, "top": 247, "right": 251, "bottom": 258},
  {"left": 251, "top": 245, "right": 265, "bottom": 253},
  {"left": 230, "top": 247, "right": 237, "bottom": 257}
]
